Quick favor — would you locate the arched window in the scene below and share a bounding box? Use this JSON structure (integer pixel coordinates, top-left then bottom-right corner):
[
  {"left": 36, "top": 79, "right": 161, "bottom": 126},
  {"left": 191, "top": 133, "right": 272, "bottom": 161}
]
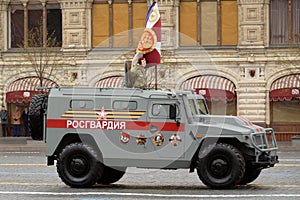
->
[
  {"left": 6, "top": 77, "right": 58, "bottom": 103},
  {"left": 270, "top": 74, "right": 300, "bottom": 139},
  {"left": 180, "top": 75, "right": 236, "bottom": 115},
  {"left": 96, "top": 76, "right": 124, "bottom": 88}
]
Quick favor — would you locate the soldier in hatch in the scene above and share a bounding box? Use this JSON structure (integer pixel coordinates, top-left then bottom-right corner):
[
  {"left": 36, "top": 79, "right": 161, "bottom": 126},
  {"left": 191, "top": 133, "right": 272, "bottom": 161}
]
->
[{"left": 128, "top": 57, "right": 148, "bottom": 89}]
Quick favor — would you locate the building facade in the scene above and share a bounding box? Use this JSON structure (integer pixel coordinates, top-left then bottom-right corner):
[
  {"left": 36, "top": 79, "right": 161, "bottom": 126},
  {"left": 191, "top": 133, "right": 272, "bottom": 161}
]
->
[{"left": 0, "top": 0, "right": 299, "bottom": 139}]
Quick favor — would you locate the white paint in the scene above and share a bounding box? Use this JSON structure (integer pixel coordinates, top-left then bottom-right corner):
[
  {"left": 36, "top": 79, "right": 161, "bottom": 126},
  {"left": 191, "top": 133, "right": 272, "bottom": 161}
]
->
[
  {"left": 0, "top": 191, "right": 299, "bottom": 198},
  {"left": 0, "top": 152, "right": 41, "bottom": 154},
  {"left": 279, "top": 159, "right": 300, "bottom": 162}
]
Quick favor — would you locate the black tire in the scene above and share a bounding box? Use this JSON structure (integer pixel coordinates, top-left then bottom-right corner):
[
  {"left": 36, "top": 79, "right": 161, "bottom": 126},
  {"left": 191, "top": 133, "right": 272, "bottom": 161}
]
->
[
  {"left": 197, "top": 143, "right": 245, "bottom": 189},
  {"left": 29, "top": 94, "right": 48, "bottom": 140},
  {"left": 57, "top": 143, "right": 103, "bottom": 188},
  {"left": 239, "top": 164, "right": 261, "bottom": 185},
  {"left": 97, "top": 166, "right": 126, "bottom": 184}
]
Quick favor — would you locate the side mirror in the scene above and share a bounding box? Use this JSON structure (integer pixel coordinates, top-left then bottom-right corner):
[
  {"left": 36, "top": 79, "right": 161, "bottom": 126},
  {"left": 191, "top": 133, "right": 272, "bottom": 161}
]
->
[{"left": 169, "top": 104, "right": 176, "bottom": 120}]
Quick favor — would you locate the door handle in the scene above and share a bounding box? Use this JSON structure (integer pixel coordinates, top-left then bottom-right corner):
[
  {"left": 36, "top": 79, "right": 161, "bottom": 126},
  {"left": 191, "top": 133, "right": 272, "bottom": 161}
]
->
[{"left": 150, "top": 125, "right": 158, "bottom": 133}]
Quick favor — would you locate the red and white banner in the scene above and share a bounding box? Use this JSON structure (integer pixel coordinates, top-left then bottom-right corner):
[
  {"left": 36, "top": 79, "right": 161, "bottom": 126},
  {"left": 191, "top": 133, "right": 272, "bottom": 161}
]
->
[
  {"left": 47, "top": 119, "right": 184, "bottom": 132},
  {"left": 133, "top": 1, "right": 161, "bottom": 66}
]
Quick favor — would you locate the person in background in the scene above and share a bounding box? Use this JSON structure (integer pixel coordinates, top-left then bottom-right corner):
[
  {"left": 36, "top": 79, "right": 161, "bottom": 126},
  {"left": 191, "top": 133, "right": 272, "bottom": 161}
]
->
[
  {"left": 22, "top": 107, "right": 29, "bottom": 137},
  {"left": 12, "top": 106, "right": 21, "bottom": 137},
  {"left": 0, "top": 106, "right": 8, "bottom": 137}
]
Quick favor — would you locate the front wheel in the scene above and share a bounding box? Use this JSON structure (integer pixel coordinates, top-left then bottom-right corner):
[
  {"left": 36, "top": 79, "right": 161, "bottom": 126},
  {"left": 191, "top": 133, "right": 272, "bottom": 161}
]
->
[
  {"left": 57, "top": 143, "right": 103, "bottom": 188},
  {"left": 239, "top": 164, "right": 261, "bottom": 185},
  {"left": 196, "top": 143, "right": 245, "bottom": 189}
]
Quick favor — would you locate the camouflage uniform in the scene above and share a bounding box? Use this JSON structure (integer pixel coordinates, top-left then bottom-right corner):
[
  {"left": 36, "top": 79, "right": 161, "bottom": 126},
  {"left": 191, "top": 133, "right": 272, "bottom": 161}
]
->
[{"left": 128, "top": 65, "right": 147, "bottom": 89}]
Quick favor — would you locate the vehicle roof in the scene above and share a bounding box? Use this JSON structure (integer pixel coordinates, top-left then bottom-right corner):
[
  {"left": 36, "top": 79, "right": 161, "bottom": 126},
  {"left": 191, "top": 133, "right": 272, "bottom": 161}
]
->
[{"left": 50, "top": 87, "right": 196, "bottom": 99}]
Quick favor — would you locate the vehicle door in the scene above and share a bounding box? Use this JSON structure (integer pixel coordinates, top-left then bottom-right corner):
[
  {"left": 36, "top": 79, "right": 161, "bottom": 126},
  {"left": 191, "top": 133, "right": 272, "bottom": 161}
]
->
[{"left": 147, "top": 100, "right": 185, "bottom": 158}]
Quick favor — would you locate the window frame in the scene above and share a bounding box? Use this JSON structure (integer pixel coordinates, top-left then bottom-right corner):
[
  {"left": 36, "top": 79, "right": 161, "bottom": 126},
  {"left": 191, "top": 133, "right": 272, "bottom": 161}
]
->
[
  {"left": 70, "top": 100, "right": 95, "bottom": 109},
  {"left": 179, "top": 0, "right": 238, "bottom": 47},
  {"left": 150, "top": 102, "right": 180, "bottom": 119},
  {"left": 270, "top": 0, "right": 300, "bottom": 45},
  {"left": 112, "top": 100, "right": 138, "bottom": 110},
  {"left": 9, "top": 1, "right": 62, "bottom": 49},
  {"left": 92, "top": 1, "right": 148, "bottom": 48}
]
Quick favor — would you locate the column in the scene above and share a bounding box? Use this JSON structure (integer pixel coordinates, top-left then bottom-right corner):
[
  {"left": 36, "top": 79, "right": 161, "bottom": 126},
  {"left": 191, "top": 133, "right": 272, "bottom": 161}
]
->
[
  {"left": 237, "top": 0, "right": 269, "bottom": 125},
  {"left": 0, "top": 0, "right": 9, "bottom": 51},
  {"left": 21, "top": 0, "right": 28, "bottom": 47},
  {"left": 59, "top": 0, "right": 94, "bottom": 51},
  {"left": 41, "top": 0, "right": 47, "bottom": 47},
  {"left": 237, "top": 81, "right": 267, "bottom": 125},
  {"left": 238, "top": 0, "right": 267, "bottom": 48}
]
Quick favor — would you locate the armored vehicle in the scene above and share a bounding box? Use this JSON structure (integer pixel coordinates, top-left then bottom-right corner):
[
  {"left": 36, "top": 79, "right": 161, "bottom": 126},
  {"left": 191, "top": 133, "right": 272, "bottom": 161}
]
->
[{"left": 29, "top": 87, "right": 278, "bottom": 189}]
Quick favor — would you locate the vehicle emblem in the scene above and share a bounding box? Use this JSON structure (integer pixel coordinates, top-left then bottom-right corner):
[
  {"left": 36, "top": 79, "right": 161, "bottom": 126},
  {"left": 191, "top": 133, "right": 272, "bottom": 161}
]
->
[
  {"left": 136, "top": 134, "right": 147, "bottom": 145},
  {"left": 152, "top": 133, "right": 164, "bottom": 146},
  {"left": 120, "top": 132, "right": 130, "bottom": 144},
  {"left": 97, "top": 106, "right": 108, "bottom": 120},
  {"left": 169, "top": 134, "right": 182, "bottom": 146}
]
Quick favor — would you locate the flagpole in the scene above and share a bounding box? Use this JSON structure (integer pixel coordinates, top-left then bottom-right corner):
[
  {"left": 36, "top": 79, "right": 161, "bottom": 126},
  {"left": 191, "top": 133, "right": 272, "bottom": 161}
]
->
[
  {"left": 154, "top": 0, "right": 157, "bottom": 90},
  {"left": 155, "top": 65, "right": 158, "bottom": 90}
]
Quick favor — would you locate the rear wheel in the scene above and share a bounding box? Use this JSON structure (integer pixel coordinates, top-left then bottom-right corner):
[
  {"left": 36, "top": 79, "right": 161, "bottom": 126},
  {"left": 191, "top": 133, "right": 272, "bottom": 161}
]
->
[
  {"left": 97, "top": 166, "right": 126, "bottom": 184},
  {"left": 197, "top": 143, "right": 245, "bottom": 189},
  {"left": 29, "top": 94, "right": 48, "bottom": 140},
  {"left": 57, "top": 143, "right": 103, "bottom": 188}
]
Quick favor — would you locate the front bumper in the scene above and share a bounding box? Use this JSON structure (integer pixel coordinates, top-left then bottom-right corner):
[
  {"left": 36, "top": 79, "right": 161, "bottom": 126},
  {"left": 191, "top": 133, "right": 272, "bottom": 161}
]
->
[{"left": 250, "top": 128, "right": 279, "bottom": 166}]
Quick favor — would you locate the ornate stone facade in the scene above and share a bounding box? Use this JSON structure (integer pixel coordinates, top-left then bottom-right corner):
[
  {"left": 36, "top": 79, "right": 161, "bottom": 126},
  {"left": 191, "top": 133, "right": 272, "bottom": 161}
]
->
[
  {"left": 59, "top": 0, "right": 93, "bottom": 51},
  {"left": 0, "top": 0, "right": 299, "bottom": 129}
]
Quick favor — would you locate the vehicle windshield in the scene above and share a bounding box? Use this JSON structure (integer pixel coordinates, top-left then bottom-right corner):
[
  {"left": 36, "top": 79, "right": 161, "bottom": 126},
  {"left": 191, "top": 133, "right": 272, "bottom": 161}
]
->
[{"left": 188, "top": 98, "right": 208, "bottom": 115}]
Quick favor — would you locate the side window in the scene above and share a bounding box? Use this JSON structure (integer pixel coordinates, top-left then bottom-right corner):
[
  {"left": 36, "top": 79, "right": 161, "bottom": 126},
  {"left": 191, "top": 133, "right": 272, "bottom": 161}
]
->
[
  {"left": 197, "top": 99, "right": 208, "bottom": 115},
  {"left": 188, "top": 99, "right": 197, "bottom": 115},
  {"left": 70, "top": 100, "right": 94, "bottom": 109},
  {"left": 151, "top": 104, "right": 179, "bottom": 118},
  {"left": 113, "top": 101, "right": 137, "bottom": 110}
]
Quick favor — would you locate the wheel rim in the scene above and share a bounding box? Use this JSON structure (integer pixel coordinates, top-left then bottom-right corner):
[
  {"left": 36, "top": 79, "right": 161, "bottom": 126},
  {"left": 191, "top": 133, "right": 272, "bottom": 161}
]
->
[
  {"left": 208, "top": 155, "right": 231, "bottom": 179},
  {"left": 67, "top": 155, "right": 90, "bottom": 178}
]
